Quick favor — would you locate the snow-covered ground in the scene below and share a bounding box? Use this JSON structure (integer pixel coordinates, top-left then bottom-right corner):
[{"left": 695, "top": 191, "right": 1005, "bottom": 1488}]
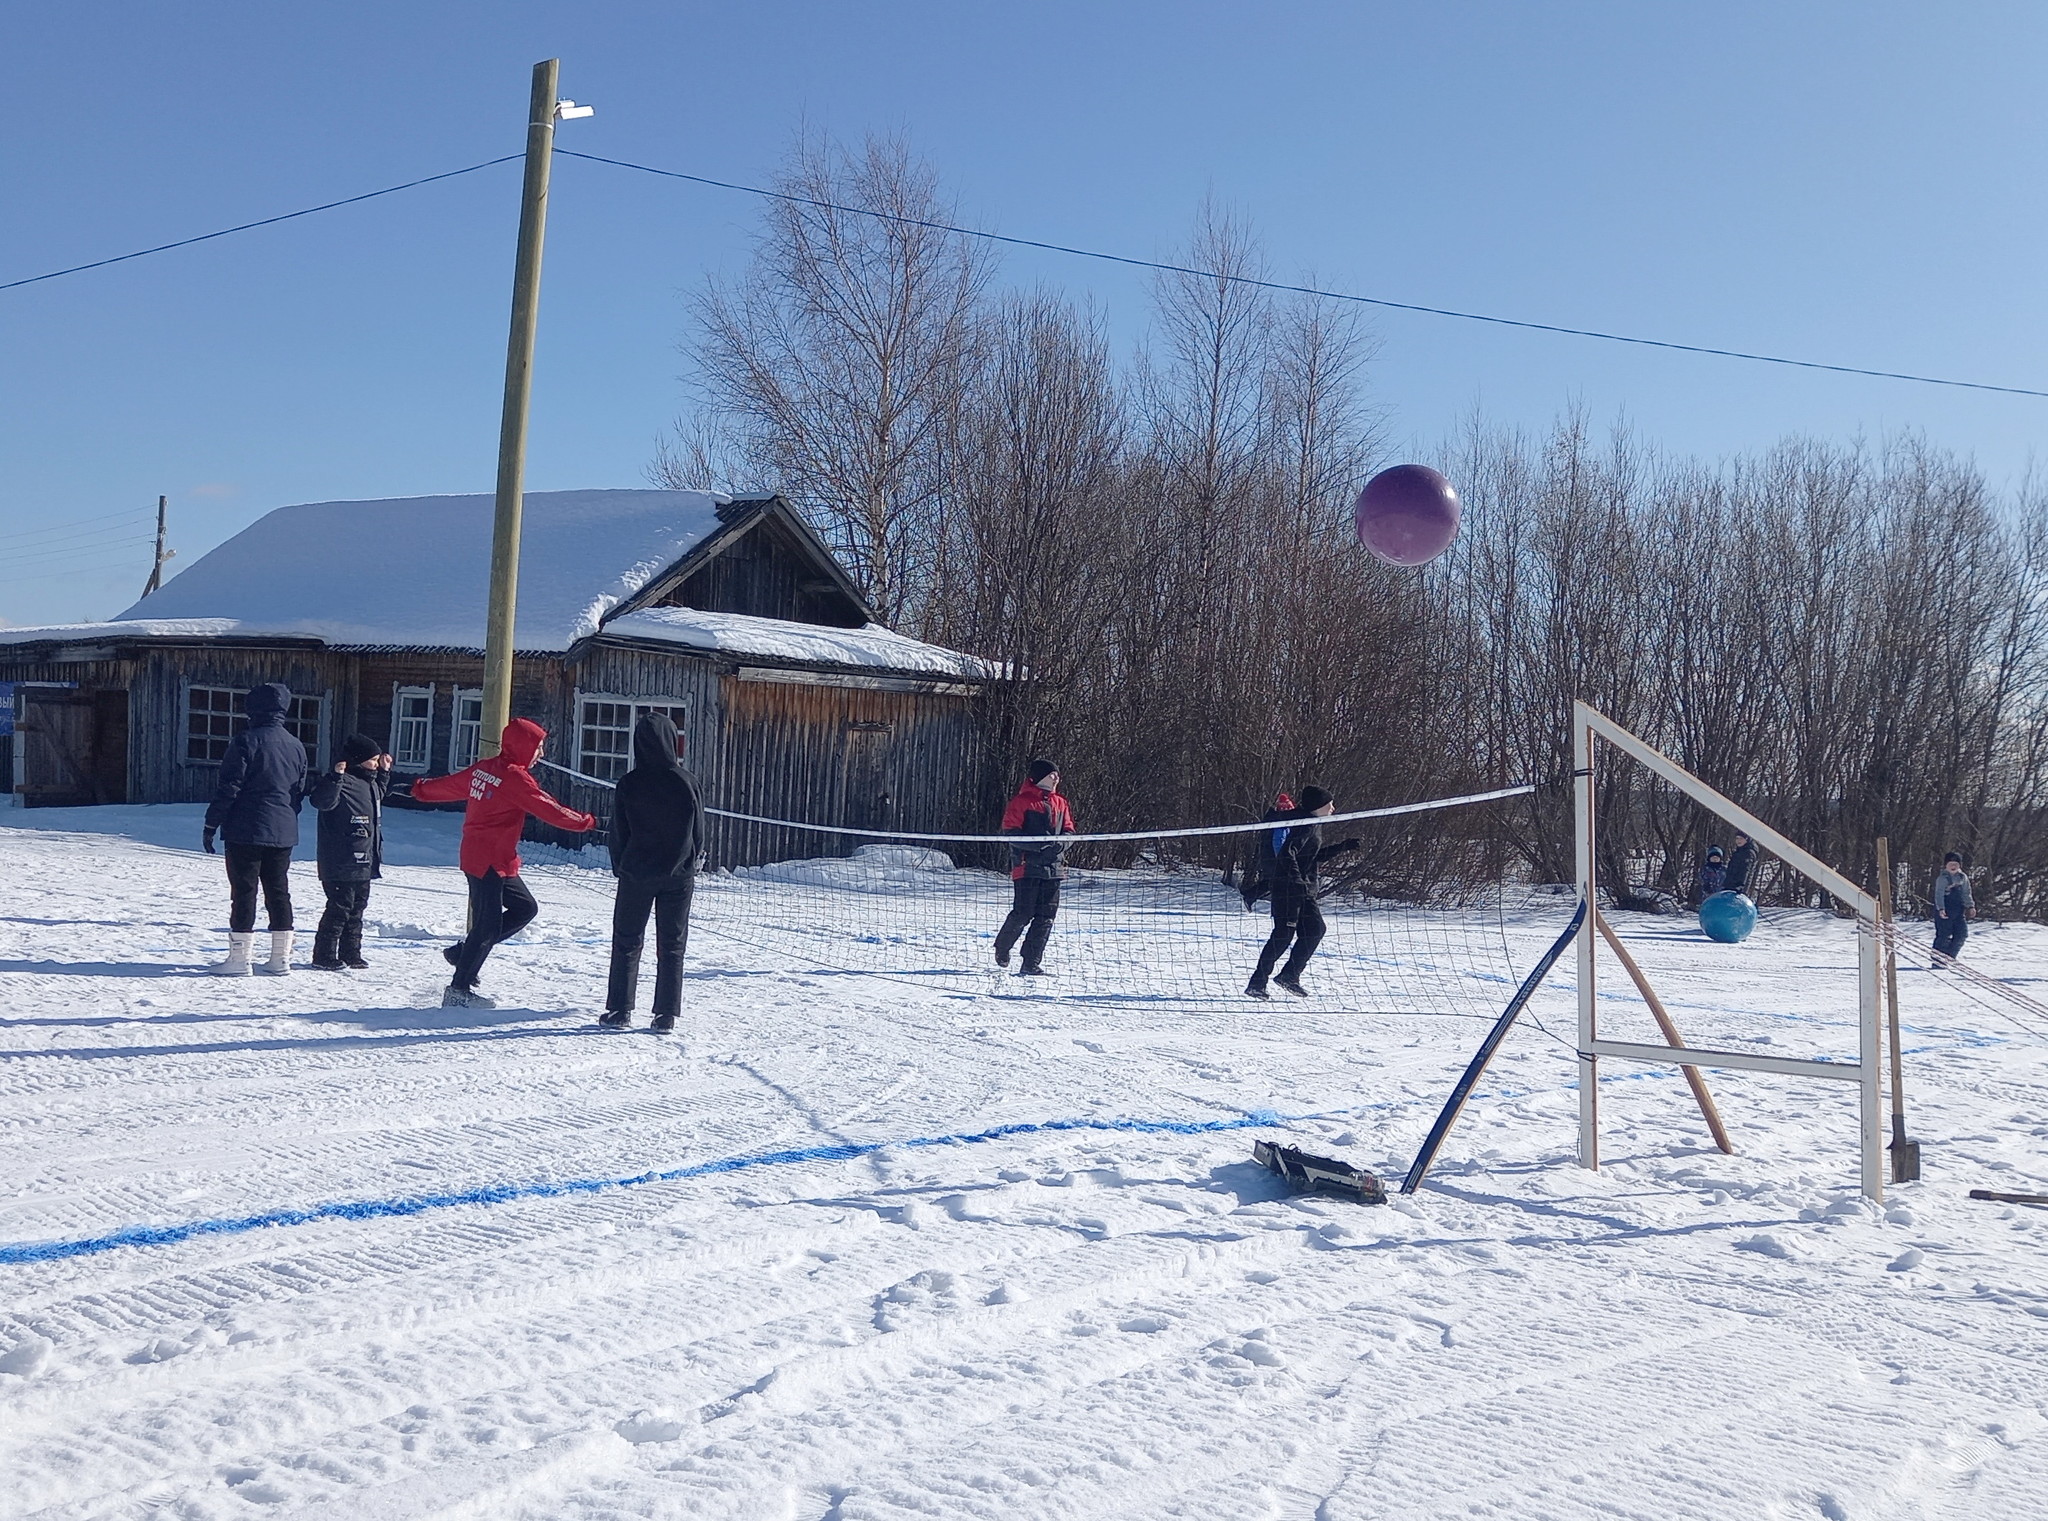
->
[{"left": 2, "top": 803, "right": 2046, "bottom": 1519}]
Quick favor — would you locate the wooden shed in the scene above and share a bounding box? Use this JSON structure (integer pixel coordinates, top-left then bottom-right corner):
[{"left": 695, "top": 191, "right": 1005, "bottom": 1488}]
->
[{"left": 0, "top": 490, "right": 992, "bottom": 866}]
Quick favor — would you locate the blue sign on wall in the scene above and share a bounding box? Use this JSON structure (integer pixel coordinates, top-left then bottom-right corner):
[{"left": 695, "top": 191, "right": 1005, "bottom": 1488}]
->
[{"left": 0, "top": 683, "right": 13, "bottom": 738}]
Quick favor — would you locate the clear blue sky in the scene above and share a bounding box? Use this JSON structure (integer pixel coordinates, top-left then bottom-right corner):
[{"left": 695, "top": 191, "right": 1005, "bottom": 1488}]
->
[{"left": 4, "top": 1, "right": 2044, "bottom": 626}]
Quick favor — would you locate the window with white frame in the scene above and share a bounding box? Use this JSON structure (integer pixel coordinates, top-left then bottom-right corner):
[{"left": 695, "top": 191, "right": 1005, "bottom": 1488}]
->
[
  {"left": 450, "top": 688, "right": 484, "bottom": 771},
  {"left": 390, "top": 685, "right": 434, "bottom": 771},
  {"left": 185, "top": 685, "right": 325, "bottom": 764},
  {"left": 576, "top": 694, "right": 690, "bottom": 781}
]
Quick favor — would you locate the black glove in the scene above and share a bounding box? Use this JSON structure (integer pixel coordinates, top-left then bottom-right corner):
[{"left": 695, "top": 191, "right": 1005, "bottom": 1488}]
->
[{"left": 202, "top": 826, "right": 217, "bottom": 855}]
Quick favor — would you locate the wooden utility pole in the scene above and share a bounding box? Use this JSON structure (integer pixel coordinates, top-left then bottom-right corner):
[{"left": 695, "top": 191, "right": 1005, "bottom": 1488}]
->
[
  {"left": 480, "top": 59, "right": 564, "bottom": 759},
  {"left": 140, "top": 495, "right": 173, "bottom": 598}
]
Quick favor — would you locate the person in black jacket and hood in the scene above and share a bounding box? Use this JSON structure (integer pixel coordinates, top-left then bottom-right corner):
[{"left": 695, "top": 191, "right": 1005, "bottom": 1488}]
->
[
  {"left": 203, "top": 681, "right": 309, "bottom": 976},
  {"left": 1246, "top": 786, "right": 1358, "bottom": 999},
  {"left": 1723, "top": 832, "right": 1757, "bottom": 896},
  {"left": 600, "top": 713, "right": 705, "bottom": 1032},
  {"left": 308, "top": 733, "right": 391, "bottom": 970}
]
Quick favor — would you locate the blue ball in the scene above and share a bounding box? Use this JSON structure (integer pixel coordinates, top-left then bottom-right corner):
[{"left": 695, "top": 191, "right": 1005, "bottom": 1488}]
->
[{"left": 1699, "top": 891, "right": 1758, "bottom": 944}]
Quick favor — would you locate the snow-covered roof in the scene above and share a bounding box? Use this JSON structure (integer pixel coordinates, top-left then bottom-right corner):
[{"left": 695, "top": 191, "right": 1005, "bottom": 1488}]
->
[
  {"left": 0, "top": 617, "right": 254, "bottom": 647},
  {"left": 0, "top": 490, "right": 995, "bottom": 681},
  {"left": 601, "top": 607, "right": 999, "bottom": 679},
  {"left": 106, "top": 490, "right": 728, "bottom": 652}
]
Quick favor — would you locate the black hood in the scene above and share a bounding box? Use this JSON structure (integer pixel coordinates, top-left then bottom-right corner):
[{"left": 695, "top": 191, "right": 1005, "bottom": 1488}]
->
[
  {"left": 631, "top": 712, "right": 685, "bottom": 775},
  {"left": 244, "top": 682, "right": 292, "bottom": 724}
]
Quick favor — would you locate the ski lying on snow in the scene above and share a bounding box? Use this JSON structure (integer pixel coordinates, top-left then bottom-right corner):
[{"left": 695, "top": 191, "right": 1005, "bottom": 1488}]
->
[
  {"left": 1253, "top": 1139, "right": 1387, "bottom": 1205},
  {"left": 1967, "top": 1188, "right": 2048, "bottom": 1207}
]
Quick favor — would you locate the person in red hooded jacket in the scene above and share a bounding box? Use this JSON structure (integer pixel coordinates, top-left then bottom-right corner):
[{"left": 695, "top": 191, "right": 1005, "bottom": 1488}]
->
[
  {"left": 993, "top": 758, "right": 1075, "bottom": 976},
  {"left": 408, "top": 717, "right": 595, "bottom": 1008}
]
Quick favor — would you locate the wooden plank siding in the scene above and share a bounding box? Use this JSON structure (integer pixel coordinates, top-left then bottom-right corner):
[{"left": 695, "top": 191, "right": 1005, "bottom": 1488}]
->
[
  {"left": 654, "top": 514, "right": 864, "bottom": 628},
  {"left": 1, "top": 643, "right": 353, "bottom": 803},
  {"left": 707, "top": 672, "right": 981, "bottom": 869}
]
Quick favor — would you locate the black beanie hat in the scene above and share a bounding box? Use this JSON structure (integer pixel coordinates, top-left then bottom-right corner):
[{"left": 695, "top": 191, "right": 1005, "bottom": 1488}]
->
[
  {"left": 1298, "top": 785, "right": 1333, "bottom": 812},
  {"left": 1028, "top": 757, "right": 1058, "bottom": 784},
  {"left": 1944, "top": 851, "right": 1963, "bottom": 865},
  {"left": 342, "top": 732, "right": 381, "bottom": 766}
]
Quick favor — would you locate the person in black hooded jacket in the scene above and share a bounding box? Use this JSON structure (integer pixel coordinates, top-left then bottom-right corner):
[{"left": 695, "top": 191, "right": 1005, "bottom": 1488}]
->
[
  {"left": 1246, "top": 785, "right": 1358, "bottom": 999},
  {"left": 308, "top": 733, "right": 391, "bottom": 970},
  {"left": 600, "top": 713, "right": 706, "bottom": 1032}
]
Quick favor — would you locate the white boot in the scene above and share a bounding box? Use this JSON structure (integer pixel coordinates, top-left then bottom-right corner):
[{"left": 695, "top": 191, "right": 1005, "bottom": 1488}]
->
[
  {"left": 209, "top": 932, "right": 255, "bottom": 977},
  {"left": 258, "top": 930, "right": 294, "bottom": 976}
]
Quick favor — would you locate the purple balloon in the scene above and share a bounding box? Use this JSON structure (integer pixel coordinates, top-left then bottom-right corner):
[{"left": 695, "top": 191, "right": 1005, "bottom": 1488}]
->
[{"left": 1355, "top": 464, "right": 1462, "bottom": 566}]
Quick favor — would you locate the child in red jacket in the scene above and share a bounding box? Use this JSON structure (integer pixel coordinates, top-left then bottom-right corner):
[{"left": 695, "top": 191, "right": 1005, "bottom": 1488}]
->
[
  {"left": 993, "top": 758, "right": 1075, "bottom": 976},
  {"left": 409, "top": 717, "right": 595, "bottom": 1008}
]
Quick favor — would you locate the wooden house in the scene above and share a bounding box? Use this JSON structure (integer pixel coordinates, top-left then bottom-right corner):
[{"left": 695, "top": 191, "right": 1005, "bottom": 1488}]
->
[{"left": 0, "top": 490, "right": 992, "bottom": 866}]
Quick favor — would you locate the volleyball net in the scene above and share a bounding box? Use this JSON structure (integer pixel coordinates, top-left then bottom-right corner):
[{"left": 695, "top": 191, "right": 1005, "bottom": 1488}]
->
[{"left": 532, "top": 759, "right": 1544, "bottom": 1025}]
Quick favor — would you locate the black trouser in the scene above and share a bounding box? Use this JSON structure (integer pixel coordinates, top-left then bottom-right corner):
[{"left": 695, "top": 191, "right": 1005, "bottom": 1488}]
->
[
  {"left": 995, "top": 878, "right": 1061, "bottom": 969},
  {"left": 314, "top": 880, "right": 372, "bottom": 964},
  {"left": 224, "top": 843, "right": 294, "bottom": 933},
  {"left": 1933, "top": 913, "right": 1969, "bottom": 961},
  {"left": 451, "top": 869, "right": 538, "bottom": 989},
  {"left": 1253, "top": 887, "right": 1326, "bottom": 984},
  {"left": 608, "top": 876, "right": 694, "bottom": 1019}
]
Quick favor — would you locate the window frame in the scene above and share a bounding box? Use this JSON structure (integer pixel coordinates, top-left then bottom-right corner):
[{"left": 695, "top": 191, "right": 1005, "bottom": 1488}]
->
[
  {"left": 182, "top": 683, "right": 327, "bottom": 766},
  {"left": 389, "top": 683, "right": 436, "bottom": 773},
  {"left": 449, "top": 686, "right": 485, "bottom": 772},
  {"left": 573, "top": 690, "right": 691, "bottom": 783}
]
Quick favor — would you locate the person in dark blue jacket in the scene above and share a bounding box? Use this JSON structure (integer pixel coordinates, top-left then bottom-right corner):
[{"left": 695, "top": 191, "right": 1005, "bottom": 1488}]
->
[
  {"left": 308, "top": 733, "right": 390, "bottom": 971},
  {"left": 203, "top": 682, "right": 309, "bottom": 976},
  {"left": 1697, "top": 845, "right": 1727, "bottom": 903}
]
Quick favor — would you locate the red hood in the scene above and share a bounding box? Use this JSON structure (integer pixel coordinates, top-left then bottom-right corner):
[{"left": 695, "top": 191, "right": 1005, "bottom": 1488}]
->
[{"left": 498, "top": 718, "right": 546, "bottom": 767}]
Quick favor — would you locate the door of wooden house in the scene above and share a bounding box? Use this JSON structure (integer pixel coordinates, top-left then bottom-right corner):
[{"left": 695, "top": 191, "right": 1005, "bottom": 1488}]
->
[
  {"left": 18, "top": 687, "right": 129, "bottom": 806},
  {"left": 839, "top": 720, "right": 897, "bottom": 835}
]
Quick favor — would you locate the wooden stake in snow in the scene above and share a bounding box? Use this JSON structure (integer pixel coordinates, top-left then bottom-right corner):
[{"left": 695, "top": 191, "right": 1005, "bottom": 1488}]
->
[
  {"left": 1876, "top": 837, "right": 1920, "bottom": 1183},
  {"left": 1594, "top": 910, "right": 1734, "bottom": 1154}
]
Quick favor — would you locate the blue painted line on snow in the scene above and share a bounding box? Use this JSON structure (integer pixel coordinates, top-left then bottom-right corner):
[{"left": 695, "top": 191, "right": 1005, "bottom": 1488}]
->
[
  {"left": 0, "top": 1111, "right": 1290, "bottom": 1267},
  {"left": 12, "top": 1009, "right": 1989, "bottom": 1269}
]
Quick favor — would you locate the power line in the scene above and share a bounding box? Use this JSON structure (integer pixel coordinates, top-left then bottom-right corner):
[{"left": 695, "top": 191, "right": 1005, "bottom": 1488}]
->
[
  {"left": 559, "top": 148, "right": 2048, "bottom": 401},
  {"left": 0, "top": 508, "right": 151, "bottom": 545},
  {"left": 4, "top": 143, "right": 2042, "bottom": 402},
  {"left": 0, "top": 156, "right": 522, "bottom": 293},
  {"left": 2, "top": 535, "right": 157, "bottom": 569}
]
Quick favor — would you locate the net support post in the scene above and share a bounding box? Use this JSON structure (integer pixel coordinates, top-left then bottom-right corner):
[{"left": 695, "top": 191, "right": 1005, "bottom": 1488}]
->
[
  {"left": 1573, "top": 701, "right": 1598, "bottom": 1170},
  {"left": 1858, "top": 917, "right": 1884, "bottom": 1203}
]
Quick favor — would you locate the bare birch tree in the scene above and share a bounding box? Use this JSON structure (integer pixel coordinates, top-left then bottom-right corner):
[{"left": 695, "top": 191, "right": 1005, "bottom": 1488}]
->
[{"left": 679, "top": 133, "right": 992, "bottom": 625}]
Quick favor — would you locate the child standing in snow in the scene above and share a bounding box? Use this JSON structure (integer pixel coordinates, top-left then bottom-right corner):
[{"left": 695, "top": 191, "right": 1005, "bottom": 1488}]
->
[
  {"left": 1246, "top": 786, "right": 1358, "bottom": 1000},
  {"left": 1697, "top": 844, "right": 1727, "bottom": 903},
  {"left": 409, "top": 718, "right": 595, "bottom": 1008},
  {"left": 994, "top": 759, "right": 1074, "bottom": 976},
  {"left": 1932, "top": 852, "right": 1975, "bottom": 965},
  {"left": 308, "top": 734, "right": 391, "bottom": 971},
  {"left": 203, "top": 682, "right": 310, "bottom": 977}
]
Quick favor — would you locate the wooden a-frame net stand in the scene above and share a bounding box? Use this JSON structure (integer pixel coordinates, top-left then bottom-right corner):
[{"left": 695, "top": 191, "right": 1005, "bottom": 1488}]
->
[
  {"left": 1572, "top": 701, "right": 1888, "bottom": 1202},
  {"left": 1272, "top": 703, "right": 1905, "bottom": 1205}
]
